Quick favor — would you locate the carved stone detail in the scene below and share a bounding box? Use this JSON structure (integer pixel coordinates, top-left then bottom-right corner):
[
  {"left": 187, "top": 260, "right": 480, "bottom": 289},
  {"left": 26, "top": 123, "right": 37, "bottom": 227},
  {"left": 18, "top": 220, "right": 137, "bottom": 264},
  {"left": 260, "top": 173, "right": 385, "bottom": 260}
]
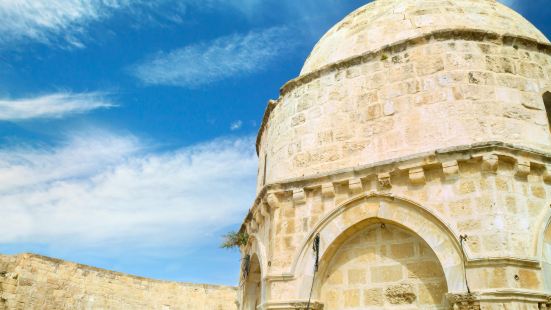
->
[
  {"left": 266, "top": 193, "right": 280, "bottom": 209},
  {"left": 349, "top": 178, "right": 363, "bottom": 195},
  {"left": 539, "top": 296, "right": 551, "bottom": 310},
  {"left": 447, "top": 293, "right": 481, "bottom": 310},
  {"left": 442, "top": 160, "right": 459, "bottom": 181},
  {"left": 378, "top": 173, "right": 392, "bottom": 189},
  {"left": 409, "top": 167, "right": 426, "bottom": 185},
  {"left": 481, "top": 154, "right": 498, "bottom": 173},
  {"left": 515, "top": 160, "right": 530, "bottom": 178},
  {"left": 321, "top": 183, "right": 335, "bottom": 198},
  {"left": 544, "top": 165, "right": 551, "bottom": 183},
  {"left": 289, "top": 301, "right": 324, "bottom": 310},
  {"left": 293, "top": 189, "right": 306, "bottom": 205}
]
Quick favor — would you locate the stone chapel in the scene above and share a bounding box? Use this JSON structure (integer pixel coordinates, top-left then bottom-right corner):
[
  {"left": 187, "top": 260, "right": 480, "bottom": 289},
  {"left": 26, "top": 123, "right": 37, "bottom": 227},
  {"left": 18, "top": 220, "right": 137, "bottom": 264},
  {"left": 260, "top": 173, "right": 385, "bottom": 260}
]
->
[
  {"left": 1, "top": 0, "right": 551, "bottom": 309},
  {"left": 239, "top": 0, "right": 551, "bottom": 309}
]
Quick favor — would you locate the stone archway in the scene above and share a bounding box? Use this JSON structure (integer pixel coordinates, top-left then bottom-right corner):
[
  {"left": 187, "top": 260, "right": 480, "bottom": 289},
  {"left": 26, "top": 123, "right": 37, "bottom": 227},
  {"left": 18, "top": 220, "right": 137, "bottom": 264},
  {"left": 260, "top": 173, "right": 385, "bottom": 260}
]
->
[
  {"left": 317, "top": 222, "right": 448, "bottom": 309},
  {"left": 242, "top": 254, "right": 262, "bottom": 310},
  {"left": 293, "top": 194, "right": 466, "bottom": 297}
]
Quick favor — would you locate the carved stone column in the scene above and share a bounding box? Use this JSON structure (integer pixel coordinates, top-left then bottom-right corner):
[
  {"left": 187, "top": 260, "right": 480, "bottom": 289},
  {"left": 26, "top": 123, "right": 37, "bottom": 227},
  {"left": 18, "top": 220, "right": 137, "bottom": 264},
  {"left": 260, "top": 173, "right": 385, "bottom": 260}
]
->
[
  {"left": 447, "top": 293, "right": 480, "bottom": 310},
  {"left": 539, "top": 296, "right": 551, "bottom": 310}
]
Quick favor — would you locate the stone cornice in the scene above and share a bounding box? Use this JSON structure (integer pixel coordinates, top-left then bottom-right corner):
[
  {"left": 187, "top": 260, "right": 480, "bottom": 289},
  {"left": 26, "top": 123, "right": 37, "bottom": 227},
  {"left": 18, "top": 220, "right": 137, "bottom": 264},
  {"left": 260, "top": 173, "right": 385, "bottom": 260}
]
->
[
  {"left": 255, "top": 28, "right": 551, "bottom": 154},
  {"left": 242, "top": 141, "right": 551, "bottom": 234},
  {"left": 465, "top": 257, "right": 541, "bottom": 269}
]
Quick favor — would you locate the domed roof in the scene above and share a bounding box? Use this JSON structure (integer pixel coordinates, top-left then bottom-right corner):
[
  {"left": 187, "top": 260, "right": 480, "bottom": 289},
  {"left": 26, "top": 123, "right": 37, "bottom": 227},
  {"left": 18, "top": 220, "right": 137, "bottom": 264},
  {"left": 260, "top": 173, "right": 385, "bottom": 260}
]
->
[{"left": 301, "top": 0, "right": 549, "bottom": 75}]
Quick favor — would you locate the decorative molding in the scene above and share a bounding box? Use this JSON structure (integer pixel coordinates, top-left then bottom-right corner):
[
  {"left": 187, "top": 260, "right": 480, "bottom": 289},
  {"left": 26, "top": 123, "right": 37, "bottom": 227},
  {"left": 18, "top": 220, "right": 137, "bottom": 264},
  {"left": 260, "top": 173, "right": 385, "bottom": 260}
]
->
[
  {"left": 409, "top": 167, "right": 426, "bottom": 185},
  {"left": 293, "top": 189, "right": 306, "bottom": 205},
  {"left": 515, "top": 160, "right": 531, "bottom": 178},
  {"left": 321, "top": 183, "right": 335, "bottom": 198},
  {"left": 377, "top": 173, "right": 392, "bottom": 189},
  {"left": 443, "top": 160, "right": 460, "bottom": 181},
  {"left": 241, "top": 142, "right": 551, "bottom": 235},
  {"left": 447, "top": 293, "right": 480, "bottom": 310},
  {"left": 261, "top": 301, "right": 323, "bottom": 310},
  {"left": 266, "top": 193, "right": 280, "bottom": 209},
  {"left": 465, "top": 257, "right": 541, "bottom": 269},
  {"left": 544, "top": 164, "right": 551, "bottom": 183},
  {"left": 541, "top": 296, "right": 551, "bottom": 310},
  {"left": 348, "top": 178, "right": 363, "bottom": 195},
  {"left": 481, "top": 154, "right": 499, "bottom": 173}
]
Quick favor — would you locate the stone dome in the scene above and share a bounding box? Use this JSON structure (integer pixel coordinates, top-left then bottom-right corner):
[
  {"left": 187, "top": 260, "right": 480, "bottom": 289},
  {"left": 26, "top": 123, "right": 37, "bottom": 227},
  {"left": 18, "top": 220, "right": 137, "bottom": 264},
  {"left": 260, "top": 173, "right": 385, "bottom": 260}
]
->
[
  {"left": 256, "top": 0, "right": 551, "bottom": 187},
  {"left": 301, "top": 0, "right": 550, "bottom": 75}
]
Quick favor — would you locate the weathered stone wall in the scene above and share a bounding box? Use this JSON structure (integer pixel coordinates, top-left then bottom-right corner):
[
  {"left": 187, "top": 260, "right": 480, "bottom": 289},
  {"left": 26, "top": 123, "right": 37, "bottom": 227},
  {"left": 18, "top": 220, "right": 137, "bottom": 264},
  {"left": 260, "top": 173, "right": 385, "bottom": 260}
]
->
[
  {"left": 0, "top": 254, "right": 238, "bottom": 310},
  {"left": 319, "top": 224, "right": 447, "bottom": 309},
  {"left": 243, "top": 147, "right": 551, "bottom": 309},
  {"left": 257, "top": 33, "right": 551, "bottom": 187},
  {"left": 243, "top": 0, "right": 551, "bottom": 309},
  {"left": 301, "top": 0, "right": 548, "bottom": 75}
]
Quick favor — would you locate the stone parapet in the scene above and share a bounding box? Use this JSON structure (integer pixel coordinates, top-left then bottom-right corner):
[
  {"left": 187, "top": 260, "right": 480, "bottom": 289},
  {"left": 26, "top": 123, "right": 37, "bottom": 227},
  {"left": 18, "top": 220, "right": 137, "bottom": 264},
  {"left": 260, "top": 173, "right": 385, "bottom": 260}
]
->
[{"left": 0, "top": 254, "right": 237, "bottom": 310}]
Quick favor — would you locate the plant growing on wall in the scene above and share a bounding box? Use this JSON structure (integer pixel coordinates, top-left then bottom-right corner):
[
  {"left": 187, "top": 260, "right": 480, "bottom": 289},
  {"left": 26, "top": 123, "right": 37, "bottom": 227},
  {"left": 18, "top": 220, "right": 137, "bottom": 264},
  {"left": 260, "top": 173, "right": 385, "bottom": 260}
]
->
[{"left": 220, "top": 231, "right": 249, "bottom": 249}]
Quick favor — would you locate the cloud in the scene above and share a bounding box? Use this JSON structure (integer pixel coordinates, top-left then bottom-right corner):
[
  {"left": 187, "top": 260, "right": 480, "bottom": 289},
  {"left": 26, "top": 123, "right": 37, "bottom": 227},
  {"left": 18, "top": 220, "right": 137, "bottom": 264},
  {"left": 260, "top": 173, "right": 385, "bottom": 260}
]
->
[
  {"left": 0, "top": 92, "right": 114, "bottom": 121},
  {"left": 0, "top": 133, "right": 257, "bottom": 251},
  {"left": 130, "top": 27, "right": 295, "bottom": 87},
  {"left": 0, "top": 0, "right": 183, "bottom": 48},
  {"left": 230, "top": 120, "right": 243, "bottom": 131}
]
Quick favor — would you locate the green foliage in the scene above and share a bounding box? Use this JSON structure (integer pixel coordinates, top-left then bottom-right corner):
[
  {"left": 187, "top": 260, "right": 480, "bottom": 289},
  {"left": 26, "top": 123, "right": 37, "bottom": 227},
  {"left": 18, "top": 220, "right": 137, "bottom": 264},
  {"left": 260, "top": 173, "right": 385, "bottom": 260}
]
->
[
  {"left": 220, "top": 231, "right": 249, "bottom": 249},
  {"left": 381, "top": 53, "right": 389, "bottom": 61}
]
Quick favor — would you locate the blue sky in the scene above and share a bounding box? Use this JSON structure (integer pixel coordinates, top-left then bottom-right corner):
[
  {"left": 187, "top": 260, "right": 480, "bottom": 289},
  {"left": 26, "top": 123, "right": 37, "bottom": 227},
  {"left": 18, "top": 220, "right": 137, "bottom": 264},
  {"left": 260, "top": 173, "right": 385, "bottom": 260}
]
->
[{"left": 0, "top": 0, "right": 549, "bottom": 286}]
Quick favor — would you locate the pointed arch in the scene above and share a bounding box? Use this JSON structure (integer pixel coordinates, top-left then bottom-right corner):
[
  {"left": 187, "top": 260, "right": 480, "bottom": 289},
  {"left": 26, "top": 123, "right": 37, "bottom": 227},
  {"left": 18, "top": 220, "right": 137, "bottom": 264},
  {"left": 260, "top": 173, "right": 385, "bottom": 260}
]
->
[
  {"left": 242, "top": 253, "right": 262, "bottom": 310},
  {"left": 292, "top": 193, "right": 468, "bottom": 295}
]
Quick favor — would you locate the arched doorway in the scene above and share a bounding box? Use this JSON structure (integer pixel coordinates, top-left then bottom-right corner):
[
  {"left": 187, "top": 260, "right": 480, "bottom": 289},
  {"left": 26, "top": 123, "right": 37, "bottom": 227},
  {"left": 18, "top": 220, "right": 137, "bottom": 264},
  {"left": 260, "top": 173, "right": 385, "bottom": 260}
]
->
[
  {"left": 318, "top": 222, "right": 448, "bottom": 309},
  {"left": 242, "top": 254, "right": 261, "bottom": 310}
]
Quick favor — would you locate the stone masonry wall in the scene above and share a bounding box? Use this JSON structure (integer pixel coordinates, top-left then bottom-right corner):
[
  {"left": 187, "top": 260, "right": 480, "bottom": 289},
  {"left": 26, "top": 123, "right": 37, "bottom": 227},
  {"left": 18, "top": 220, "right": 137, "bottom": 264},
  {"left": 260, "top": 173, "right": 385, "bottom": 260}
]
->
[
  {"left": 243, "top": 148, "right": 551, "bottom": 308},
  {"left": 319, "top": 224, "right": 447, "bottom": 309},
  {"left": 0, "top": 253, "right": 238, "bottom": 310},
  {"left": 257, "top": 34, "right": 551, "bottom": 188}
]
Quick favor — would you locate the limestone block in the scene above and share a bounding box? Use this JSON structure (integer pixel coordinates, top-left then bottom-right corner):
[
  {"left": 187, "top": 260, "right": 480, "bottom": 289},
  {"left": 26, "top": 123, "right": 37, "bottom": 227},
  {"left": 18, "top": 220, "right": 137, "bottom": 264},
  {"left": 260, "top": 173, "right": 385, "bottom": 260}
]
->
[
  {"left": 321, "top": 183, "right": 335, "bottom": 198},
  {"left": 293, "top": 189, "right": 306, "bottom": 205},
  {"left": 409, "top": 167, "right": 426, "bottom": 185},
  {"left": 348, "top": 178, "right": 363, "bottom": 195},
  {"left": 443, "top": 160, "right": 460, "bottom": 181},
  {"left": 515, "top": 160, "right": 531, "bottom": 178},
  {"left": 481, "top": 154, "right": 499, "bottom": 173},
  {"left": 378, "top": 173, "right": 392, "bottom": 189},
  {"left": 544, "top": 165, "right": 551, "bottom": 183},
  {"left": 447, "top": 293, "right": 481, "bottom": 310},
  {"left": 371, "top": 265, "right": 403, "bottom": 283},
  {"left": 344, "top": 289, "right": 360, "bottom": 307},
  {"left": 384, "top": 283, "right": 416, "bottom": 304},
  {"left": 364, "top": 288, "right": 384, "bottom": 306}
]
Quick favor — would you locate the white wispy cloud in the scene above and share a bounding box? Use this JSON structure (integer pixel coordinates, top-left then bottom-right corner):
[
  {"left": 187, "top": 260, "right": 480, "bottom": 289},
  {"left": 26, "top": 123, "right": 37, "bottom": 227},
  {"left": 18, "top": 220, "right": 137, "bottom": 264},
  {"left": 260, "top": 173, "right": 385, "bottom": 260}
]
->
[
  {"left": 230, "top": 120, "right": 242, "bottom": 131},
  {"left": 130, "top": 27, "right": 295, "bottom": 87},
  {"left": 0, "top": 0, "right": 183, "bottom": 48},
  {"left": 0, "top": 92, "right": 114, "bottom": 121},
  {"left": 0, "top": 133, "right": 257, "bottom": 250}
]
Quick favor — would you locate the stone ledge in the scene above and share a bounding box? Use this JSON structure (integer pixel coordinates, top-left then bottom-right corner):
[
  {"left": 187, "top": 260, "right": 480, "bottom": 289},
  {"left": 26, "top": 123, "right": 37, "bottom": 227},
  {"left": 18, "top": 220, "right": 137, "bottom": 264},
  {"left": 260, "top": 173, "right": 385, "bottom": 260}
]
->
[{"left": 260, "top": 300, "right": 323, "bottom": 310}]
